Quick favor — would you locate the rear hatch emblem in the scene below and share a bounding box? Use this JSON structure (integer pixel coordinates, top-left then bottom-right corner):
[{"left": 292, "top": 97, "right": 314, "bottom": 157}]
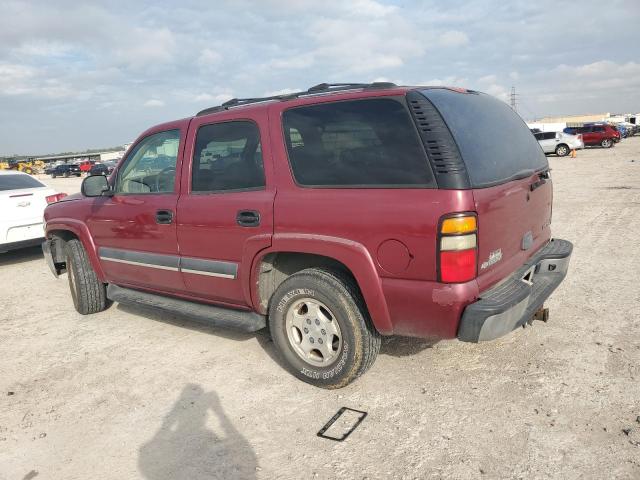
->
[{"left": 481, "top": 249, "right": 502, "bottom": 270}]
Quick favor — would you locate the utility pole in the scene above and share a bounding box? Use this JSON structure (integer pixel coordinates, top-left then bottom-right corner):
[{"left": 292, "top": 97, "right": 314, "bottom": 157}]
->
[{"left": 510, "top": 86, "right": 517, "bottom": 112}]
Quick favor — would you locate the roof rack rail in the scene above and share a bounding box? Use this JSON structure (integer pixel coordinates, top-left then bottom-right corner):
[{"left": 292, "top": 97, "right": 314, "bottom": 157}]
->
[
  {"left": 307, "top": 82, "right": 397, "bottom": 93},
  {"left": 196, "top": 82, "right": 398, "bottom": 116}
]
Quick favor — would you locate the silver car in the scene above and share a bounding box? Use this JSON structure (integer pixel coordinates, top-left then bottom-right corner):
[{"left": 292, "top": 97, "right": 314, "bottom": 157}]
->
[{"left": 533, "top": 131, "right": 584, "bottom": 157}]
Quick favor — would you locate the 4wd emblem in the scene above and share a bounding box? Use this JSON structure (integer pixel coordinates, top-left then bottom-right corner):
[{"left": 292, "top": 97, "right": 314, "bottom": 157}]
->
[
  {"left": 481, "top": 249, "right": 502, "bottom": 270},
  {"left": 17, "top": 201, "right": 31, "bottom": 207}
]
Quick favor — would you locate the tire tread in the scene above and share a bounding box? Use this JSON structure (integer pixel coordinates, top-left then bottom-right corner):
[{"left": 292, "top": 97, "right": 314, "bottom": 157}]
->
[{"left": 65, "top": 239, "right": 107, "bottom": 315}]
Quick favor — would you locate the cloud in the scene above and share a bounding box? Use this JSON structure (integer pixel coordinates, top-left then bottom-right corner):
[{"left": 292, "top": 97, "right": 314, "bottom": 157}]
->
[
  {"left": 191, "top": 92, "right": 234, "bottom": 103},
  {"left": 1, "top": 0, "right": 639, "bottom": 154},
  {"left": 197, "top": 48, "right": 222, "bottom": 67},
  {"left": 478, "top": 74, "right": 497, "bottom": 84},
  {"left": 438, "top": 30, "right": 469, "bottom": 47},
  {"left": 143, "top": 99, "right": 165, "bottom": 107}
]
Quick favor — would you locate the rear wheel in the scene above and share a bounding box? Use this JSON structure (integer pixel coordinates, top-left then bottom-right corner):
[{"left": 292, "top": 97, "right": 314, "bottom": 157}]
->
[
  {"left": 65, "top": 239, "right": 108, "bottom": 315},
  {"left": 51, "top": 173, "right": 57, "bottom": 178},
  {"left": 64, "top": 171, "right": 70, "bottom": 178},
  {"left": 269, "top": 268, "right": 380, "bottom": 388},
  {"left": 601, "top": 138, "right": 613, "bottom": 148},
  {"left": 555, "top": 144, "right": 569, "bottom": 157}
]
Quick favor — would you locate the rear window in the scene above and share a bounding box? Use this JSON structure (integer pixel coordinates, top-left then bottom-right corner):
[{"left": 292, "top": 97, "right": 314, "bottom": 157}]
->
[
  {"left": 282, "top": 98, "right": 435, "bottom": 187},
  {"left": 0, "top": 174, "right": 45, "bottom": 191},
  {"left": 420, "top": 89, "right": 548, "bottom": 188}
]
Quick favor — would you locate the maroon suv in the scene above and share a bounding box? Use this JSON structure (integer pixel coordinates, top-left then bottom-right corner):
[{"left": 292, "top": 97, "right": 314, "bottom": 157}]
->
[{"left": 42, "top": 83, "right": 572, "bottom": 388}]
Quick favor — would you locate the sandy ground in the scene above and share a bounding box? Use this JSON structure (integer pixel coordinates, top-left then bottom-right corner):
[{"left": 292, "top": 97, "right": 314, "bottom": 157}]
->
[{"left": 1, "top": 139, "right": 639, "bottom": 480}]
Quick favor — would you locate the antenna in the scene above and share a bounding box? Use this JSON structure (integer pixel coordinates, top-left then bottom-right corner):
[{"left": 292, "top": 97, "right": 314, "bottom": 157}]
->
[{"left": 510, "top": 86, "right": 518, "bottom": 112}]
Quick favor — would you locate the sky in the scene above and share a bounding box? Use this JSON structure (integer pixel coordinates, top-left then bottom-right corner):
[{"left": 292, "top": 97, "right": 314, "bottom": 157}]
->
[{"left": 1, "top": 0, "right": 639, "bottom": 155}]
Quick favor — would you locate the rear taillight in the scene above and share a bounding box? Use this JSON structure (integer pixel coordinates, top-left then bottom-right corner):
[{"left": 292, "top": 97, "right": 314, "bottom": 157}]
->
[
  {"left": 46, "top": 193, "right": 67, "bottom": 204},
  {"left": 438, "top": 213, "right": 478, "bottom": 283}
]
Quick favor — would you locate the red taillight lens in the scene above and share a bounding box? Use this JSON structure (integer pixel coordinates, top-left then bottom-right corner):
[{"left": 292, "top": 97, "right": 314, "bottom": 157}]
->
[
  {"left": 438, "top": 213, "right": 478, "bottom": 283},
  {"left": 46, "top": 193, "right": 67, "bottom": 204},
  {"left": 440, "top": 249, "right": 477, "bottom": 283}
]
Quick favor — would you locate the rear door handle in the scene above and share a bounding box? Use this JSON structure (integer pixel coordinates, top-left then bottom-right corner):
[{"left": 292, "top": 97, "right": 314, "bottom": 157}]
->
[
  {"left": 156, "top": 209, "right": 174, "bottom": 224},
  {"left": 236, "top": 210, "right": 260, "bottom": 227}
]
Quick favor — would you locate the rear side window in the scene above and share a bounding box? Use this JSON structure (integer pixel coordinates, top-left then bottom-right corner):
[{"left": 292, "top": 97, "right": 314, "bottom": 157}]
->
[
  {"left": 192, "top": 121, "right": 265, "bottom": 192},
  {"left": 282, "top": 98, "right": 434, "bottom": 187},
  {"left": 420, "top": 89, "right": 548, "bottom": 188},
  {"left": 0, "top": 174, "right": 45, "bottom": 191}
]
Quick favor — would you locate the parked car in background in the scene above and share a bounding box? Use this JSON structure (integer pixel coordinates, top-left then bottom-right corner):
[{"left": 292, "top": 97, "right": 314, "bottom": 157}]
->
[
  {"left": 50, "top": 164, "right": 81, "bottom": 178},
  {"left": 563, "top": 125, "right": 620, "bottom": 148},
  {"left": 43, "top": 83, "right": 573, "bottom": 388},
  {"left": 533, "top": 131, "right": 583, "bottom": 157},
  {"left": 88, "top": 161, "right": 118, "bottom": 176},
  {"left": 0, "top": 171, "right": 66, "bottom": 252}
]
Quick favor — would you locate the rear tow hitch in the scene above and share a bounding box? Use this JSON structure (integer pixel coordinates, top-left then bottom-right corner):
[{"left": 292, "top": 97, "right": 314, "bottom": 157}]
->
[{"left": 525, "top": 307, "right": 550, "bottom": 327}]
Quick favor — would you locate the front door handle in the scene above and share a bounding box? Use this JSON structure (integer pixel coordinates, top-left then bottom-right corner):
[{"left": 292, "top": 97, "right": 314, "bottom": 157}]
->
[
  {"left": 236, "top": 210, "right": 260, "bottom": 227},
  {"left": 156, "top": 209, "right": 174, "bottom": 224}
]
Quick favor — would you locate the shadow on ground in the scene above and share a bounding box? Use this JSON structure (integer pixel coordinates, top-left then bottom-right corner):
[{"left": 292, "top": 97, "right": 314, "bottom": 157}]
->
[
  {"left": 380, "top": 336, "right": 438, "bottom": 357},
  {"left": 138, "top": 384, "right": 257, "bottom": 480},
  {"left": 0, "top": 245, "right": 42, "bottom": 266}
]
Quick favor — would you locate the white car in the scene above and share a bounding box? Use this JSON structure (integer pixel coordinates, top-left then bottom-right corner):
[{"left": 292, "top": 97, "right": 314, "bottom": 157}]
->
[
  {"left": 0, "top": 171, "right": 66, "bottom": 253},
  {"left": 533, "top": 131, "right": 584, "bottom": 157}
]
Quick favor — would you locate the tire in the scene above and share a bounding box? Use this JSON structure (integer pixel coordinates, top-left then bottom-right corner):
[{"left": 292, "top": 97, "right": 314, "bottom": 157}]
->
[
  {"left": 269, "top": 268, "right": 380, "bottom": 389},
  {"left": 65, "top": 239, "right": 108, "bottom": 315},
  {"left": 64, "top": 171, "right": 70, "bottom": 178},
  {"left": 51, "top": 174, "right": 56, "bottom": 178},
  {"left": 555, "top": 144, "right": 569, "bottom": 157},
  {"left": 601, "top": 138, "right": 613, "bottom": 148}
]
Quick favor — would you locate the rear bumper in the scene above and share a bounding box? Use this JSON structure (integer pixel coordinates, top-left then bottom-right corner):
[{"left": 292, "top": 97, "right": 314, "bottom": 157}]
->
[{"left": 457, "top": 238, "right": 573, "bottom": 342}]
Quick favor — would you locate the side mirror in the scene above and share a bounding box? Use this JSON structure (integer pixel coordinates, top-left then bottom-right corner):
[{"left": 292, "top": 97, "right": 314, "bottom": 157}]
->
[{"left": 81, "top": 175, "right": 112, "bottom": 197}]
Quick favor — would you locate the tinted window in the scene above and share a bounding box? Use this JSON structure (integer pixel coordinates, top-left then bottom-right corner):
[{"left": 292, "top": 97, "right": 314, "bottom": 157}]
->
[
  {"left": 0, "top": 174, "right": 45, "bottom": 191},
  {"left": 283, "top": 98, "right": 434, "bottom": 187},
  {"left": 116, "top": 130, "right": 180, "bottom": 194},
  {"left": 594, "top": 126, "right": 605, "bottom": 132},
  {"left": 534, "top": 133, "right": 543, "bottom": 140},
  {"left": 420, "top": 89, "right": 548, "bottom": 188},
  {"left": 192, "top": 121, "right": 265, "bottom": 192},
  {"left": 542, "top": 132, "right": 557, "bottom": 140}
]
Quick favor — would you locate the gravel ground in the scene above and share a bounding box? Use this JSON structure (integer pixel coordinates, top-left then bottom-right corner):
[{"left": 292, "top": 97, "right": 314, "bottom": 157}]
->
[{"left": 1, "top": 139, "right": 639, "bottom": 480}]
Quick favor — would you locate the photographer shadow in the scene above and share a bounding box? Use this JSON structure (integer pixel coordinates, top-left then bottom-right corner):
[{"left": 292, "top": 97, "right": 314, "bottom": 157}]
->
[{"left": 138, "top": 384, "right": 257, "bottom": 480}]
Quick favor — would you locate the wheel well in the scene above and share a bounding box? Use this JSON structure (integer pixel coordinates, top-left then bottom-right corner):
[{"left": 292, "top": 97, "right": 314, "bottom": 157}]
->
[
  {"left": 48, "top": 230, "right": 78, "bottom": 266},
  {"left": 257, "top": 252, "right": 357, "bottom": 314}
]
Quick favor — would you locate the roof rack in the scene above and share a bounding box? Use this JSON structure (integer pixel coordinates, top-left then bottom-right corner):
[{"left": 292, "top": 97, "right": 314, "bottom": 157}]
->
[{"left": 196, "top": 82, "right": 398, "bottom": 116}]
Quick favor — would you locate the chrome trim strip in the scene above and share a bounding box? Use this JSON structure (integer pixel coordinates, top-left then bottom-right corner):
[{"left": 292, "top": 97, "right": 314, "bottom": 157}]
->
[
  {"left": 99, "top": 256, "right": 180, "bottom": 271},
  {"left": 98, "top": 247, "right": 238, "bottom": 279},
  {"left": 181, "top": 256, "right": 238, "bottom": 279},
  {"left": 180, "top": 268, "right": 236, "bottom": 279}
]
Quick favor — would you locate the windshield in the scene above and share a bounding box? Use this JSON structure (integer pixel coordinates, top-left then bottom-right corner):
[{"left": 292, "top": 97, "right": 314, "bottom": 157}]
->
[{"left": 420, "top": 88, "right": 548, "bottom": 188}]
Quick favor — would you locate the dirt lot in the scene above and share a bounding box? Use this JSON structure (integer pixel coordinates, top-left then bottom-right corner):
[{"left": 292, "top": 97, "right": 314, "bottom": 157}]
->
[{"left": 1, "top": 139, "right": 639, "bottom": 480}]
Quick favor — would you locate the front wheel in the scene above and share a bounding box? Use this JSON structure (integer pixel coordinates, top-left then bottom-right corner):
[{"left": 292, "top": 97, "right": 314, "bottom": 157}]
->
[
  {"left": 601, "top": 138, "right": 613, "bottom": 148},
  {"left": 65, "top": 239, "right": 108, "bottom": 315},
  {"left": 555, "top": 144, "right": 569, "bottom": 157},
  {"left": 269, "top": 268, "right": 380, "bottom": 388}
]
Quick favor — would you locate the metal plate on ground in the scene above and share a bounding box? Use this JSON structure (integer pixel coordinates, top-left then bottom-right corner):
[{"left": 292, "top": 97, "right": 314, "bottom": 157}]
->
[{"left": 317, "top": 407, "right": 367, "bottom": 442}]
